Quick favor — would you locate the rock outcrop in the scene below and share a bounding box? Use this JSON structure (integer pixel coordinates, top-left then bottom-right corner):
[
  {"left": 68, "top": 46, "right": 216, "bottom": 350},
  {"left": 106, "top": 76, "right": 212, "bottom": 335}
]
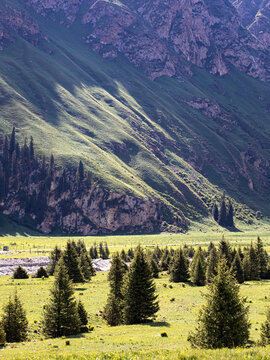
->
[
  {"left": 0, "top": 0, "right": 269, "bottom": 81},
  {"left": 0, "top": 4, "right": 45, "bottom": 50},
  {"left": 231, "top": 0, "right": 270, "bottom": 48}
]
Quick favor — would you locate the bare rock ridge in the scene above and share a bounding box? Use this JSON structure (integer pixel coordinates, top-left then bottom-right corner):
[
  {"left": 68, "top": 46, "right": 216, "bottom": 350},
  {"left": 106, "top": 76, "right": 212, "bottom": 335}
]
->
[
  {"left": 0, "top": 0, "right": 269, "bottom": 81},
  {"left": 231, "top": 0, "right": 270, "bottom": 48}
]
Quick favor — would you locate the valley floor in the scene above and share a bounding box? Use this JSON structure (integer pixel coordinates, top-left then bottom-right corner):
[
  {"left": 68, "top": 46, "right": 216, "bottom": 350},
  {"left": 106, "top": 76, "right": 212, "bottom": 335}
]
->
[
  {"left": 0, "top": 271, "right": 269, "bottom": 359},
  {"left": 0, "top": 230, "right": 270, "bottom": 358}
]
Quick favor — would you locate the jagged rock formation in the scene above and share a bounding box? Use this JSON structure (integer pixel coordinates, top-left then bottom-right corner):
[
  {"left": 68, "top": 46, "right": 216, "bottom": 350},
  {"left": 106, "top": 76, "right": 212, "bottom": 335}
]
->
[
  {"left": 231, "top": 0, "right": 270, "bottom": 48},
  {"left": 0, "top": 0, "right": 269, "bottom": 80},
  {"left": 0, "top": 3, "right": 45, "bottom": 50},
  {"left": 0, "top": 130, "right": 185, "bottom": 234}
]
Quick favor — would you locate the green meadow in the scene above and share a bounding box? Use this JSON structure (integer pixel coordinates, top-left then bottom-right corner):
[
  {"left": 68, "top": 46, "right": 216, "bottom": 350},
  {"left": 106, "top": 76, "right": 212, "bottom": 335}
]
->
[
  {"left": 0, "top": 271, "right": 269, "bottom": 359},
  {"left": 0, "top": 231, "right": 269, "bottom": 358}
]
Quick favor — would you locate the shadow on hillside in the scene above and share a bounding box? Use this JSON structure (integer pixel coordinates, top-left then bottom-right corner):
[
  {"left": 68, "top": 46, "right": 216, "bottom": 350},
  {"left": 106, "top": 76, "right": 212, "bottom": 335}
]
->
[
  {"left": 75, "top": 287, "right": 87, "bottom": 292},
  {"left": 223, "top": 225, "right": 242, "bottom": 233},
  {"left": 142, "top": 321, "right": 170, "bottom": 327}
]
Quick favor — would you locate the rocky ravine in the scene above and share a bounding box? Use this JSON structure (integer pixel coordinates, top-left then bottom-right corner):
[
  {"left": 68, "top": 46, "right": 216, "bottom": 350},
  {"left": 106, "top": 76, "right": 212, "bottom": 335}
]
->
[{"left": 0, "top": 0, "right": 269, "bottom": 81}]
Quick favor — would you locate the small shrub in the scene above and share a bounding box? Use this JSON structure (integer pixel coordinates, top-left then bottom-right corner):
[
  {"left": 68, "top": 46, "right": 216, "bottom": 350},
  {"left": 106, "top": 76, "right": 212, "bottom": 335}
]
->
[
  {"left": 35, "top": 267, "right": 48, "bottom": 278},
  {"left": 13, "top": 266, "right": 29, "bottom": 279},
  {"left": 65, "top": 340, "right": 70, "bottom": 346},
  {"left": 161, "top": 332, "right": 168, "bottom": 337}
]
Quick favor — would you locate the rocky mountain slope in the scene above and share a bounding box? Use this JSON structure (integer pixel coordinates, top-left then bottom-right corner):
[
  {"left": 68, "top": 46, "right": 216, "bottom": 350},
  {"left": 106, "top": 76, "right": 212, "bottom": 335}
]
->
[
  {"left": 0, "top": 0, "right": 269, "bottom": 234},
  {"left": 231, "top": 0, "right": 270, "bottom": 48}
]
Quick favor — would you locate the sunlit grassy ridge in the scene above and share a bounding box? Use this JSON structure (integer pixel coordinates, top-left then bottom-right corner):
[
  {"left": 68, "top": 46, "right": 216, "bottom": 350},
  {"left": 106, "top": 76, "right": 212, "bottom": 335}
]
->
[{"left": 0, "top": 1, "right": 270, "bottom": 227}]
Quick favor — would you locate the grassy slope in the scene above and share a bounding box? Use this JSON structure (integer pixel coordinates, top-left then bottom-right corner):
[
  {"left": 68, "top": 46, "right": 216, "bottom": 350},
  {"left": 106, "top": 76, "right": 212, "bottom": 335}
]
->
[
  {"left": 0, "top": 272, "right": 269, "bottom": 359},
  {"left": 0, "top": 6, "right": 270, "bottom": 225}
]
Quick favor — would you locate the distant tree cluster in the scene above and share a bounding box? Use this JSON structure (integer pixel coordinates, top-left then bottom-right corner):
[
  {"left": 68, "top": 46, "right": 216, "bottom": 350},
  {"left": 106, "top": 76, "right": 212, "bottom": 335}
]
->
[
  {"left": 131, "top": 236, "right": 270, "bottom": 287},
  {"left": 89, "top": 242, "right": 110, "bottom": 259},
  {"left": 212, "top": 193, "right": 234, "bottom": 228},
  {"left": 48, "top": 240, "right": 95, "bottom": 282},
  {"left": 0, "top": 128, "right": 91, "bottom": 227}
]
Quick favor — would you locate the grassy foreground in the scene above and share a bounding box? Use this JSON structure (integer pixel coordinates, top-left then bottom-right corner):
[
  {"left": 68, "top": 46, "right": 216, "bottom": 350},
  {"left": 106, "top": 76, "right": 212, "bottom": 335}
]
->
[{"left": 0, "top": 270, "right": 269, "bottom": 359}]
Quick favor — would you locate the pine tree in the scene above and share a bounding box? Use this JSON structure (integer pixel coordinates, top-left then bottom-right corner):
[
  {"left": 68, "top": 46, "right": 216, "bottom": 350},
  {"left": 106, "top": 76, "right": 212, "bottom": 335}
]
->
[
  {"left": 190, "top": 247, "right": 206, "bottom": 286},
  {"left": 188, "top": 258, "right": 250, "bottom": 348},
  {"left": 47, "top": 246, "right": 62, "bottom": 276},
  {"left": 108, "top": 253, "right": 127, "bottom": 300},
  {"left": 260, "top": 308, "right": 270, "bottom": 345},
  {"left": 212, "top": 203, "right": 219, "bottom": 222},
  {"left": 243, "top": 250, "right": 251, "bottom": 281},
  {"left": 226, "top": 199, "right": 234, "bottom": 228},
  {"left": 42, "top": 258, "right": 81, "bottom": 338},
  {"left": 9, "top": 127, "right": 16, "bottom": 159},
  {"left": 103, "top": 253, "right": 127, "bottom": 326},
  {"left": 169, "top": 248, "right": 189, "bottom": 283},
  {"left": 249, "top": 244, "right": 260, "bottom": 280},
  {"left": 62, "top": 241, "right": 84, "bottom": 283},
  {"left": 80, "top": 252, "right": 94, "bottom": 281},
  {"left": 148, "top": 255, "right": 159, "bottom": 279},
  {"left": 2, "top": 292, "right": 28, "bottom": 342},
  {"left": 206, "top": 246, "right": 219, "bottom": 283},
  {"left": 218, "top": 195, "right": 227, "bottom": 227},
  {"left": 256, "top": 237, "right": 268, "bottom": 279},
  {"left": 77, "top": 160, "right": 84, "bottom": 182},
  {"left": 219, "top": 237, "right": 232, "bottom": 267},
  {"left": 29, "top": 136, "right": 34, "bottom": 161},
  {"left": 89, "top": 245, "right": 98, "bottom": 259},
  {"left": 77, "top": 300, "right": 88, "bottom": 332},
  {"left": 99, "top": 242, "right": 106, "bottom": 259},
  {"left": 122, "top": 246, "right": 159, "bottom": 324},
  {"left": 103, "top": 294, "right": 122, "bottom": 326},
  {"left": 231, "top": 252, "right": 244, "bottom": 284}
]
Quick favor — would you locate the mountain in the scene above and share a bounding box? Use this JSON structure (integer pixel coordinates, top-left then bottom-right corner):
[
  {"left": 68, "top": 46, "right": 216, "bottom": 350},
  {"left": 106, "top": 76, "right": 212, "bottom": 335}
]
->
[{"left": 0, "top": 0, "right": 269, "bottom": 234}]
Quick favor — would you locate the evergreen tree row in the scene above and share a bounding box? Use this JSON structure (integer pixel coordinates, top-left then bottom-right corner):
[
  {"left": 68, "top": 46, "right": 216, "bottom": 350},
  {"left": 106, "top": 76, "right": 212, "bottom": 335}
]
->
[
  {"left": 212, "top": 193, "right": 234, "bottom": 228},
  {"left": 129, "top": 236, "right": 270, "bottom": 287}
]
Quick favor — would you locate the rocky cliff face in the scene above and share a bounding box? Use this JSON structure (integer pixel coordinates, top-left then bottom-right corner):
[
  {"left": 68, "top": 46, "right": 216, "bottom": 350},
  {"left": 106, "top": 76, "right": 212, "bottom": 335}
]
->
[
  {"left": 0, "top": 0, "right": 269, "bottom": 81},
  {"left": 231, "top": 0, "right": 270, "bottom": 48},
  {"left": 3, "top": 178, "right": 170, "bottom": 235},
  {"left": 0, "top": 3, "right": 45, "bottom": 50}
]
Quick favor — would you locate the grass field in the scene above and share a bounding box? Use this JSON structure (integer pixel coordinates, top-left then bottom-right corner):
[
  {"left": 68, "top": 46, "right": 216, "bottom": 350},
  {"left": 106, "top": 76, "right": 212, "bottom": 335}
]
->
[
  {"left": 0, "top": 229, "right": 270, "bottom": 257},
  {"left": 0, "top": 271, "right": 269, "bottom": 359}
]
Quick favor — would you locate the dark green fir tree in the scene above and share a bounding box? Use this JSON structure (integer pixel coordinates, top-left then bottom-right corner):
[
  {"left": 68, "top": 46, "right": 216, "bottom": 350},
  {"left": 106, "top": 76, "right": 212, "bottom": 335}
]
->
[
  {"left": 42, "top": 258, "right": 81, "bottom": 338},
  {"left": 62, "top": 241, "right": 84, "bottom": 283},
  {"left": 169, "top": 248, "right": 189, "bottom": 283},
  {"left": 2, "top": 292, "right": 28, "bottom": 342},
  {"left": 188, "top": 258, "right": 250, "bottom": 348},
  {"left": 122, "top": 246, "right": 159, "bottom": 324}
]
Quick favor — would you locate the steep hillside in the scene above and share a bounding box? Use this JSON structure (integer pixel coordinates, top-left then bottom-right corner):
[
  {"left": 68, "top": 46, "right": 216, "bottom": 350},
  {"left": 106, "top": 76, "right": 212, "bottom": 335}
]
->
[{"left": 0, "top": 0, "right": 269, "bottom": 233}]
